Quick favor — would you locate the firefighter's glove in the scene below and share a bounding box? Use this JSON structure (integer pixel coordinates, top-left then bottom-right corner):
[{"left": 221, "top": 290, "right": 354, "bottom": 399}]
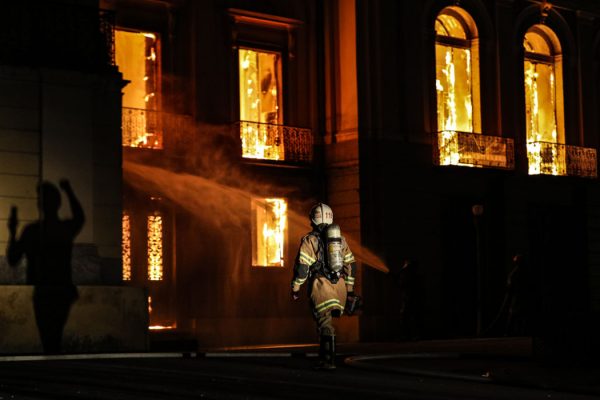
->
[
  {"left": 345, "top": 292, "right": 363, "bottom": 315},
  {"left": 291, "top": 289, "right": 301, "bottom": 301}
]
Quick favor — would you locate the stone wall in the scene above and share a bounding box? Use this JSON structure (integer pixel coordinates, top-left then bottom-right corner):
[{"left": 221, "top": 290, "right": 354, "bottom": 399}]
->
[{"left": 0, "top": 285, "right": 148, "bottom": 354}]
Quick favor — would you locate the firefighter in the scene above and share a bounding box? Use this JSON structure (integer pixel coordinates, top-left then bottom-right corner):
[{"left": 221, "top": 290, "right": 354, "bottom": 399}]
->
[{"left": 291, "top": 202, "right": 359, "bottom": 370}]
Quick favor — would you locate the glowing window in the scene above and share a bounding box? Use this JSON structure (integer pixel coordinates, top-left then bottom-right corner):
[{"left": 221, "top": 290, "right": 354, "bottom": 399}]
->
[
  {"left": 523, "top": 25, "right": 565, "bottom": 175},
  {"left": 147, "top": 212, "right": 164, "bottom": 281},
  {"left": 251, "top": 198, "right": 287, "bottom": 267},
  {"left": 116, "top": 29, "right": 162, "bottom": 149},
  {"left": 239, "top": 48, "right": 283, "bottom": 160},
  {"left": 434, "top": 7, "right": 481, "bottom": 165},
  {"left": 122, "top": 213, "right": 132, "bottom": 281}
]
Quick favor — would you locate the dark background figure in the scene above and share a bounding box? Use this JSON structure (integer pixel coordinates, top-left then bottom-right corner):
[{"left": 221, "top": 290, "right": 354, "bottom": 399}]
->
[
  {"left": 6, "top": 179, "right": 84, "bottom": 354},
  {"left": 504, "top": 253, "right": 530, "bottom": 336},
  {"left": 485, "top": 253, "right": 531, "bottom": 337},
  {"left": 392, "top": 258, "right": 422, "bottom": 341}
]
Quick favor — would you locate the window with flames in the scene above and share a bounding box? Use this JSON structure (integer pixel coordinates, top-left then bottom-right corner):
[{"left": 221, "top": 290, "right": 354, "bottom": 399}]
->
[
  {"left": 122, "top": 213, "right": 132, "bottom": 281},
  {"left": 251, "top": 198, "right": 287, "bottom": 267},
  {"left": 121, "top": 211, "right": 164, "bottom": 282},
  {"left": 434, "top": 7, "right": 481, "bottom": 166},
  {"left": 116, "top": 29, "right": 162, "bottom": 149},
  {"left": 238, "top": 48, "right": 283, "bottom": 161},
  {"left": 523, "top": 25, "right": 565, "bottom": 176}
]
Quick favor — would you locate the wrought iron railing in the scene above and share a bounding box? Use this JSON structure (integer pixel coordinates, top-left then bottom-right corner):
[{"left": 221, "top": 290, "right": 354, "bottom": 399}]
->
[
  {"left": 527, "top": 141, "right": 597, "bottom": 178},
  {"left": 122, "top": 107, "right": 192, "bottom": 151},
  {"left": 235, "top": 121, "right": 313, "bottom": 163},
  {"left": 567, "top": 145, "right": 597, "bottom": 178},
  {"left": 433, "top": 131, "right": 515, "bottom": 170},
  {"left": 0, "top": 4, "right": 115, "bottom": 71}
]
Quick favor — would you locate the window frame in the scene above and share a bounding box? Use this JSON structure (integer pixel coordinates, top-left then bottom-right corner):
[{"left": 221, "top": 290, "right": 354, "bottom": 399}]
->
[
  {"left": 433, "top": 6, "right": 481, "bottom": 135},
  {"left": 250, "top": 197, "right": 288, "bottom": 268}
]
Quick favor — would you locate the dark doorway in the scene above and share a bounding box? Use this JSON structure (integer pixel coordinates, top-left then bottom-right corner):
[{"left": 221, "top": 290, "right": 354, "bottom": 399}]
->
[
  {"left": 441, "top": 198, "right": 478, "bottom": 338},
  {"left": 528, "top": 204, "right": 589, "bottom": 361}
]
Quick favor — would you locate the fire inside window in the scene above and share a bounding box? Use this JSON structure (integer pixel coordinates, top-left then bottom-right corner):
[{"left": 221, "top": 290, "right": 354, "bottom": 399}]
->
[
  {"left": 115, "top": 29, "right": 162, "bottom": 149},
  {"left": 122, "top": 213, "right": 132, "bottom": 281},
  {"left": 252, "top": 198, "right": 287, "bottom": 267},
  {"left": 523, "top": 25, "right": 565, "bottom": 175},
  {"left": 434, "top": 8, "right": 481, "bottom": 166},
  {"left": 239, "top": 48, "right": 283, "bottom": 161},
  {"left": 147, "top": 212, "right": 164, "bottom": 281}
]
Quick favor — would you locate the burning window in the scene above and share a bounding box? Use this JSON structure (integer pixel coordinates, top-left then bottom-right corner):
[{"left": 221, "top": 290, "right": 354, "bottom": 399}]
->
[
  {"left": 252, "top": 198, "right": 287, "bottom": 267},
  {"left": 147, "top": 212, "right": 164, "bottom": 281},
  {"left": 523, "top": 25, "right": 565, "bottom": 175},
  {"left": 122, "top": 213, "right": 132, "bottom": 281},
  {"left": 239, "top": 48, "right": 283, "bottom": 160},
  {"left": 434, "top": 7, "right": 481, "bottom": 166},
  {"left": 116, "top": 29, "right": 162, "bottom": 149}
]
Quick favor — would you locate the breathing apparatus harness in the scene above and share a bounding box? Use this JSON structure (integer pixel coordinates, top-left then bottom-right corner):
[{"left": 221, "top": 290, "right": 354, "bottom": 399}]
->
[
  {"left": 309, "top": 223, "right": 344, "bottom": 284},
  {"left": 307, "top": 223, "right": 364, "bottom": 315}
]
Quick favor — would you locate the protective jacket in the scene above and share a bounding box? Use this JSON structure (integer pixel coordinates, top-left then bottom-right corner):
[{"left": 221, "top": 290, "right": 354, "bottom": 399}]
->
[{"left": 291, "top": 230, "right": 356, "bottom": 315}]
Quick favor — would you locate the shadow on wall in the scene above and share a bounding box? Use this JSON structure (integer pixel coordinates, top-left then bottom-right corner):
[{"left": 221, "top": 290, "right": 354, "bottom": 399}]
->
[{"left": 5, "top": 179, "right": 84, "bottom": 354}]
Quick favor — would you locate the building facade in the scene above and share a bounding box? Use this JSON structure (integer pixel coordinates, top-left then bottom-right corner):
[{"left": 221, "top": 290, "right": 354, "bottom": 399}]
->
[
  {"left": 1, "top": 0, "right": 599, "bottom": 356},
  {"left": 0, "top": 0, "right": 146, "bottom": 353},
  {"left": 356, "top": 0, "right": 600, "bottom": 359}
]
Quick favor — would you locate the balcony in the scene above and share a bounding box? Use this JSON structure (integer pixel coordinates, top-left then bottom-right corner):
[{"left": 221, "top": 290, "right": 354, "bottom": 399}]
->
[
  {"left": 527, "top": 141, "right": 597, "bottom": 178},
  {"left": 122, "top": 107, "right": 192, "bottom": 153},
  {"left": 234, "top": 120, "right": 313, "bottom": 164},
  {"left": 433, "top": 131, "right": 515, "bottom": 170}
]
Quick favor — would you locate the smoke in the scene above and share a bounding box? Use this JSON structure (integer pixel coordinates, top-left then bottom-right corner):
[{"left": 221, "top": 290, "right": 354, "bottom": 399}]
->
[
  {"left": 123, "top": 160, "right": 388, "bottom": 273},
  {"left": 122, "top": 121, "right": 388, "bottom": 273}
]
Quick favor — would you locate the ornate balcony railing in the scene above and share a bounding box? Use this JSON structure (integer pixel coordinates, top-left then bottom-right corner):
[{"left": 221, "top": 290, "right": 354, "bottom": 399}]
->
[
  {"left": 122, "top": 107, "right": 192, "bottom": 152},
  {"left": 235, "top": 120, "right": 313, "bottom": 164},
  {"left": 433, "top": 131, "right": 514, "bottom": 170},
  {"left": 0, "top": 4, "right": 115, "bottom": 70},
  {"left": 527, "top": 141, "right": 597, "bottom": 178}
]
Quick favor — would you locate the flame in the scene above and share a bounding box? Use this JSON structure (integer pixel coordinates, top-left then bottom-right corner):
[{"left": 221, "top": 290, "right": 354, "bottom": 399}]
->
[
  {"left": 524, "top": 61, "right": 564, "bottom": 175},
  {"left": 122, "top": 213, "right": 132, "bottom": 281},
  {"left": 238, "top": 49, "right": 282, "bottom": 160},
  {"left": 147, "top": 213, "right": 164, "bottom": 281},
  {"left": 116, "top": 29, "right": 162, "bottom": 150},
  {"left": 149, "top": 324, "right": 177, "bottom": 330},
  {"left": 255, "top": 198, "right": 287, "bottom": 267},
  {"left": 437, "top": 48, "right": 459, "bottom": 165},
  {"left": 436, "top": 45, "right": 475, "bottom": 166}
]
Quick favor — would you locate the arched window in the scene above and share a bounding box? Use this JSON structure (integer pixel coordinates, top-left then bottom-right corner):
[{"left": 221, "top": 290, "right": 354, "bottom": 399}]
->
[
  {"left": 435, "top": 7, "right": 481, "bottom": 165},
  {"left": 523, "top": 25, "right": 565, "bottom": 175}
]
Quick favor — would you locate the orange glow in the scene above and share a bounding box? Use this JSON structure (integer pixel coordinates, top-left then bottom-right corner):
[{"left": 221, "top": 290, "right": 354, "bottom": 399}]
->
[
  {"left": 122, "top": 213, "right": 132, "bottom": 281},
  {"left": 148, "top": 296, "right": 176, "bottom": 330},
  {"left": 239, "top": 48, "right": 283, "bottom": 160},
  {"left": 147, "top": 213, "right": 163, "bottom": 281},
  {"left": 149, "top": 325, "right": 177, "bottom": 331},
  {"left": 252, "top": 198, "right": 287, "bottom": 267},
  {"left": 116, "top": 29, "right": 162, "bottom": 149},
  {"left": 435, "top": 8, "right": 481, "bottom": 167},
  {"left": 523, "top": 26, "right": 565, "bottom": 175}
]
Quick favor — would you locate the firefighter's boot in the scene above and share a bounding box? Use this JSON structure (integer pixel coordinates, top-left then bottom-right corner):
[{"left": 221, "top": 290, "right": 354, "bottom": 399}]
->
[{"left": 315, "top": 335, "right": 336, "bottom": 370}]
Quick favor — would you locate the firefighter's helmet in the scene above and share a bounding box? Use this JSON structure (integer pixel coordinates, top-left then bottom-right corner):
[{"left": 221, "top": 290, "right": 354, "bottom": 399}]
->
[{"left": 309, "top": 202, "right": 333, "bottom": 227}]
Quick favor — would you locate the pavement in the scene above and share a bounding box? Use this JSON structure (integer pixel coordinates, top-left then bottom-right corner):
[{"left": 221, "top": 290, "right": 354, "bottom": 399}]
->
[
  {"left": 199, "top": 337, "right": 600, "bottom": 397},
  {"left": 1, "top": 337, "right": 598, "bottom": 397}
]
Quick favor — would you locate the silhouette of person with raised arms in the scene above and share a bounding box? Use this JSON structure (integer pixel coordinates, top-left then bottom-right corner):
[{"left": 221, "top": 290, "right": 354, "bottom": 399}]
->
[{"left": 6, "top": 179, "right": 84, "bottom": 354}]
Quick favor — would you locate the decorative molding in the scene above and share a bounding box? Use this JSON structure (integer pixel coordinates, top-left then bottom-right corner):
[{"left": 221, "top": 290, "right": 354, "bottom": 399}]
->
[
  {"left": 227, "top": 8, "right": 302, "bottom": 58},
  {"left": 227, "top": 8, "right": 302, "bottom": 30}
]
